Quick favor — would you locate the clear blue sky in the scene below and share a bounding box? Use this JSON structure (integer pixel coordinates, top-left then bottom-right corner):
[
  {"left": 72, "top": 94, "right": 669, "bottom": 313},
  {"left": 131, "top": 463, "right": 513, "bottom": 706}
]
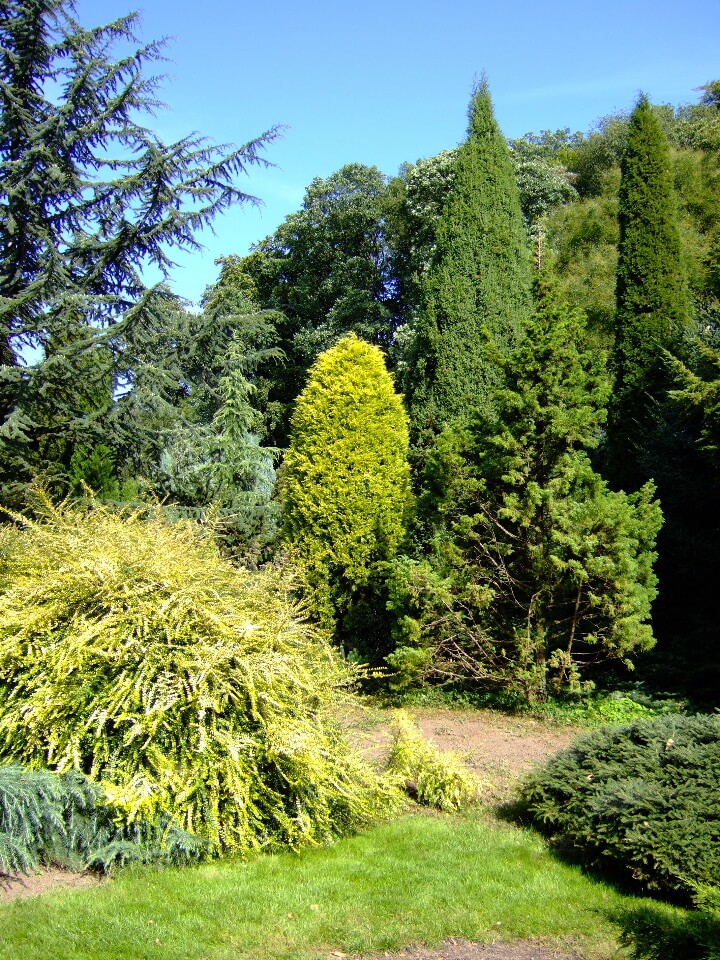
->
[{"left": 77, "top": 0, "right": 719, "bottom": 306}]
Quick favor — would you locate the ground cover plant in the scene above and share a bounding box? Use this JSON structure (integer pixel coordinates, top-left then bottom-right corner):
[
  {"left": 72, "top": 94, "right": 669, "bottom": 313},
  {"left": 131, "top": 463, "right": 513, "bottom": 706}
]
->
[
  {"left": 518, "top": 714, "right": 720, "bottom": 898},
  {"left": 0, "top": 495, "right": 400, "bottom": 856},
  {"left": 386, "top": 683, "right": 684, "bottom": 728}
]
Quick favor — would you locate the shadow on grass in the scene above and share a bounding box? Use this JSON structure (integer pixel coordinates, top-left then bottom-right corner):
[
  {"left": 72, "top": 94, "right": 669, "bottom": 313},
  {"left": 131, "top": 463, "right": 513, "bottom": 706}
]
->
[
  {"left": 611, "top": 900, "right": 720, "bottom": 960},
  {"left": 496, "top": 799, "right": 720, "bottom": 959}
]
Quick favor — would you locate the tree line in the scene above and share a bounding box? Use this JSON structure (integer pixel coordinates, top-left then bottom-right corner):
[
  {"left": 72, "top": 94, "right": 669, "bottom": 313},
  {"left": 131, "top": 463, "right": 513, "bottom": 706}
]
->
[{"left": 2, "top": 0, "right": 719, "bottom": 704}]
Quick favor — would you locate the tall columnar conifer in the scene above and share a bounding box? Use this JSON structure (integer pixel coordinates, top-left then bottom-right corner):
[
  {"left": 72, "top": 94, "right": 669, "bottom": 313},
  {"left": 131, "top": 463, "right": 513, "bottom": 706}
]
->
[
  {"left": 282, "top": 334, "right": 412, "bottom": 655},
  {"left": 407, "top": 78, "right": 533, "bottom": 439},
  {"left": 608, "top": 95, "right": 690, "bottom": 485}
]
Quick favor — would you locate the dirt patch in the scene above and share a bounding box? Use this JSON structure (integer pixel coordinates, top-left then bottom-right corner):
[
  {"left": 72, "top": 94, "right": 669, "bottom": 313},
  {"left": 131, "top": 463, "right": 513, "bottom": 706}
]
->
[
  {"left": 0, "top": 866, "right": 100, "bottom": 903},
  {"left": 327, "top": 937, "right": 585, "bottom": 959}
]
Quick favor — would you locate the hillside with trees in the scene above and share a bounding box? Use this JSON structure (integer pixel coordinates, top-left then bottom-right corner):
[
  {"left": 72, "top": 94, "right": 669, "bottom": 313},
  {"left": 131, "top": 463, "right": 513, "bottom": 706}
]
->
[{"left": 2, "top": 5, "right": 720, "bottom": 959}]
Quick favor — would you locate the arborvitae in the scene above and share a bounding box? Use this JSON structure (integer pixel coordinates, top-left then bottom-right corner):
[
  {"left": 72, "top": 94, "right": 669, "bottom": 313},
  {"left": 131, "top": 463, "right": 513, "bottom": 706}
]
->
[
  {"left": 406, "top": 78, "right": 533, "bottom": 440},
  {"left": 282, "top": 334, "right": 412, "bottom": 657},
  {"left": 608, "top": 95, "right": 690, "bottom": 486}
]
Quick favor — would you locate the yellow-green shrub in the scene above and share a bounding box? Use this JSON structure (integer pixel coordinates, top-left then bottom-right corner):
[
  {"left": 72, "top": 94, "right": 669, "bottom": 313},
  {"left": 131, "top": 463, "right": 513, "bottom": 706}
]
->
[
  {"left": 386, "top": 711, "right": 481, "bottom": 811},
  {"left": 281, "top": 333, "right": 412, "bottom": 651},
  {"left": 0, "top": 495, "right": 401, "bottom": 855}
]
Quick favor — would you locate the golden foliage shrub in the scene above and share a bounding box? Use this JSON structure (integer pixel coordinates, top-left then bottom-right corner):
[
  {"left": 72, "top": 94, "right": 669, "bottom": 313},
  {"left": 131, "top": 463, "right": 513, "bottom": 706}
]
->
[
  {"left": 282, "top": 333, "right": 412, "bottom": 633},
  {"left": 386, "top": 711, "right": 481, "bottom": 811},
  {"left": 0, "top": 495, "right": 400, "bottom": 855}
]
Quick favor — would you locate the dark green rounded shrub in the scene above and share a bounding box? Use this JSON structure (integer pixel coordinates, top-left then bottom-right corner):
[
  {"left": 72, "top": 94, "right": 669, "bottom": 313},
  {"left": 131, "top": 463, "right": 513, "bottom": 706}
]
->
[{"left": 519, "top": 715, "right": 720, "bottom": 897}]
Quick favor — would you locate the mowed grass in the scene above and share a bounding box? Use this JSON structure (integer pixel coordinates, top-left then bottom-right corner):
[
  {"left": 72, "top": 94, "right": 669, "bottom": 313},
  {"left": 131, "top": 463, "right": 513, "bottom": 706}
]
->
[{"left": 0, "top": 812, "right": 692, "bottom": 960}]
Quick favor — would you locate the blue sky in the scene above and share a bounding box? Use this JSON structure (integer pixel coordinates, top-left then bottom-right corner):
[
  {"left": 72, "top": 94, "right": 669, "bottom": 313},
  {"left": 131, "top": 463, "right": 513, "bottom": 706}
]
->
[{"left": 76, "top": 0, "right": 719, "bottom": 306}]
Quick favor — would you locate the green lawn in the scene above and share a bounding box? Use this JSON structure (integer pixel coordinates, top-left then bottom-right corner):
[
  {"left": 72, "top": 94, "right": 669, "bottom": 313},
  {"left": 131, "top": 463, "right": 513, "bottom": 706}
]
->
[{"left": 0, "top": 812, "right": 691, "bottom": 960}]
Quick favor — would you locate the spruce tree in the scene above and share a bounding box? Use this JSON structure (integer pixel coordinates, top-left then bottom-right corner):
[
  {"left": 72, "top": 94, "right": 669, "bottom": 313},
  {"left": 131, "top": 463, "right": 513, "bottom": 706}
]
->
[
  {"left": 156, "top": 326, "right": 281, "bottom": 558},
  {"left": 0, "top": 0, "right": 278, "bottom": 502},
  {"left": 406, "top": 78, "right": 533, "bottom": 439},
  {"left": 608, "top": 95, "right": 690, "bottom": 486}
]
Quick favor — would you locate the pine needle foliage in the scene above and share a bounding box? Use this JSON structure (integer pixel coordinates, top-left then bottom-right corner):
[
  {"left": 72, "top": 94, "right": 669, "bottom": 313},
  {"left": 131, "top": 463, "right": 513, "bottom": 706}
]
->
[
  {"left": 407, "top": 77, "right": 533, "bottom": 439},
  {"left": 385, "top": 711, "right": 480, "bottom": 811},
  {"left": 519, "top": 714, "right": 720, "bottom": 897},
  {"left": 155, "top": 322, "right": 281, "bottom": 559},
  {"left": 0, "top": 0, "right": 279, "bottom": 500},
  {"left": 282, "top": 333, "right": 412, "bottom": 652},
  {"left": 0, "top": 495, "right": 400, "bottom": 855}
]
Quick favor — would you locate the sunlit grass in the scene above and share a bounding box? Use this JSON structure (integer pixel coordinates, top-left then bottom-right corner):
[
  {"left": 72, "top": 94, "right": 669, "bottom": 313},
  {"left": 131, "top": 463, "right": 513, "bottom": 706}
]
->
[{"left": 0, "top": 812, "right": 692, "bottom": 960}]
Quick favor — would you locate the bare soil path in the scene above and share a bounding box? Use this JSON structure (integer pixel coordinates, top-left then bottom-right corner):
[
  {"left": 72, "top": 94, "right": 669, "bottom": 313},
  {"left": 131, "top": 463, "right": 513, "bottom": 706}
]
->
[
  {"left": 345, "top": 937, "right": 585, "bottom": 959},
  {"left": 340, "top": 705, "right": 588, "bottom": 960},
  {"left": 348, "top": 703, "right": 580, "bottom": 803},
  {"left": 0, "top": 866, "right": 98, "bottom": 902}
]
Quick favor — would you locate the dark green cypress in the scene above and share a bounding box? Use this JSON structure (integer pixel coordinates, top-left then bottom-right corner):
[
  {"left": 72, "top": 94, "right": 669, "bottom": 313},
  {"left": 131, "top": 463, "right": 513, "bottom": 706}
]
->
[
  {"left": 407, "top": 78, "right": 533, "bottom": 439},
  {"left": 608, "top": 95, "right": 690, "bottom": 484}
]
